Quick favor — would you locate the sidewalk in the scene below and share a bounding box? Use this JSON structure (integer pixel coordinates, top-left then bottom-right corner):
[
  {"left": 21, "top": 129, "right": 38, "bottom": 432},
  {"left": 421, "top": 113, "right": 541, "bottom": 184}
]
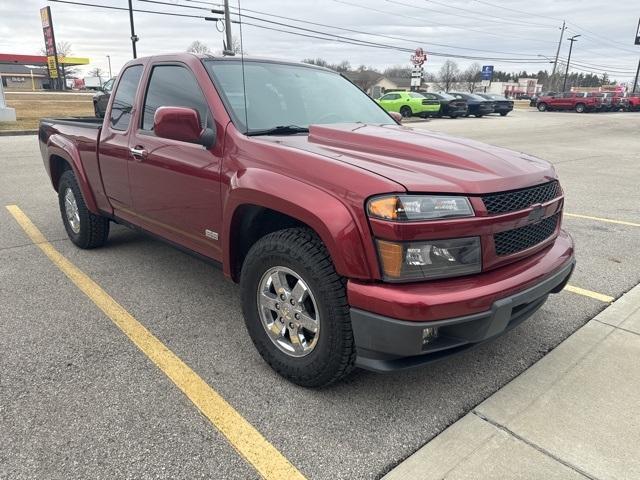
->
[{"left": 384, "top": 283, "right": 640, "bottom": 480}]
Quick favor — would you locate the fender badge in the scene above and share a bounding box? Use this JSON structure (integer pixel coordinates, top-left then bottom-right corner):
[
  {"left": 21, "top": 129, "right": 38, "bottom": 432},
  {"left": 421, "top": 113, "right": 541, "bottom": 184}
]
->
[{"left": 205, "top": 229, "right": 219, "bottom": 240}]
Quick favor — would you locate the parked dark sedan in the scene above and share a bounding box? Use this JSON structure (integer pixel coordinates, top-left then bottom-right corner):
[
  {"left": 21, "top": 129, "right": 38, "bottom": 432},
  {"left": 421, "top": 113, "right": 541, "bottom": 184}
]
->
[
  {"left": 477, "top": 93, "right": 514, "bottom": 116},
  {"left": 92, "top": 77, "right": 115, "bottom": 118},
  {"left": 448, "top": 92, "right": 494, "bottom": 117},
  {"left": 418, "top": 92, "right": 468, "bottom": 118}
]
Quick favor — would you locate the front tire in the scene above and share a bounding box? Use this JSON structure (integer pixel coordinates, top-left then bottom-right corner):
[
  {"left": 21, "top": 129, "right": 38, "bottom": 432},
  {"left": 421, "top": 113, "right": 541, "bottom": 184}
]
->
[
  {"left": 537, "top": 102, "right": 548, "bottom": 112},
  {"left": 575, "top": 103, "right": 586, "bottom": 113},
  {"left": 500, "top": 112, "right": 509, "bottom": 116},
  {"left": 240, "top": 228, "right": 356, "bottom": 387},
  {"left": 58, "top": 169, "right": 110, "bottom": 249}
]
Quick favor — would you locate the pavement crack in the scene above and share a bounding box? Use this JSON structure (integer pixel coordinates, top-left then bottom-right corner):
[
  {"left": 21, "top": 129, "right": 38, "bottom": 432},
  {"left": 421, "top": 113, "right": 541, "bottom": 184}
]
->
[
  {"left": 471, "top": 410, "right": 601, "bottom": 480},
  {"left": 0, "top": 238, "right": 68, "bottom": 253},
  {"left": 593, "top": 318, "right": 640, "bottom": 338}
]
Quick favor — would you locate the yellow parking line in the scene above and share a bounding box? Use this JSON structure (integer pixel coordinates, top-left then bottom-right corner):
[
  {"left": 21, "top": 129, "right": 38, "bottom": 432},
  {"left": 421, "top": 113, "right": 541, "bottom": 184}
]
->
[
  {"left": 565, "top": 213, "right": 640, "bottom": 227},
  {"left": 564, "top": 284, "right": 614, "bottom": 303},
  {"left": 5, "top": 205, "right": 306, "bottom": 480}
]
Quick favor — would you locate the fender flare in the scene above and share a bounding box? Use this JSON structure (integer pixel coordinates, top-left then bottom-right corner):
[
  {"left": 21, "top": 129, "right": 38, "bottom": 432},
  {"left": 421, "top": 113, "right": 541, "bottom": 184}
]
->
[
  {"left": 222, "top": 168, "right": 373, "bottom": 280},
  {"left": 46, "top": 134, "right": 99, "bottom": 213}
]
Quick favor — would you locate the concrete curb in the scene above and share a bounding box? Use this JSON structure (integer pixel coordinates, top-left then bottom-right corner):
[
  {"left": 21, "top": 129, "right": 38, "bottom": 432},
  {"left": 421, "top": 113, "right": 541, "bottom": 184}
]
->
[
  {"left": 383, "top": 282, "right": 640, "bottom": 480},
  {"left": 0, "top": 130, "right": 38, "bottom": 136}
]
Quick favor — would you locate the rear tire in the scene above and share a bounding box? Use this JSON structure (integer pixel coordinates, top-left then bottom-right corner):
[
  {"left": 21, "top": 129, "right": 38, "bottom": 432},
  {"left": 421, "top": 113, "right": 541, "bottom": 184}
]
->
[
  {"left": 240, "top": 228, "right": 356, "bottom": 388},
  {"left": 537, "top": 103, "right": 548, "bottom": 112},
  {"left": 400, "top": 106, "right": 412, "bottom": 118},
  {"left": 93, "top": 102, "right": 103, "bottom": 119},
  {"left": 58, "top": 169, "right": 110, "bottom": 249},
  {"left": 474, "top": 114, "right": 484, "bottom": 118},
  {"left": 575, "top": 103, "right": 586, "bottom": 113},
  {"left": 500, "top": 112, "right": 508, "bottom": 117}
]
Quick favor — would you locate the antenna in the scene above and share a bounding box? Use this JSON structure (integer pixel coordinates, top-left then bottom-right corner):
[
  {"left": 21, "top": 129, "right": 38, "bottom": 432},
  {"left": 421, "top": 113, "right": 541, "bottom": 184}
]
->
[{"left": 237, "top": 0, "right": 249, "bottom": 132}]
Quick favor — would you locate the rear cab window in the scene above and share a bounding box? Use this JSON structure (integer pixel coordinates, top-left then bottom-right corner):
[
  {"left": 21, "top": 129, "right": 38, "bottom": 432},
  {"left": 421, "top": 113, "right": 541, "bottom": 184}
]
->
[{"left": 109, "top": 65, "right": 143, "bottom": 131}]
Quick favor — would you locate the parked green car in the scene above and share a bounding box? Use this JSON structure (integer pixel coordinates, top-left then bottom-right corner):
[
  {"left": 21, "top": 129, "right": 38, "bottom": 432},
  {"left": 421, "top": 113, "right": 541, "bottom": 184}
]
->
[{"left": 376, "top": 91, "right": 441, "bottom": 118}]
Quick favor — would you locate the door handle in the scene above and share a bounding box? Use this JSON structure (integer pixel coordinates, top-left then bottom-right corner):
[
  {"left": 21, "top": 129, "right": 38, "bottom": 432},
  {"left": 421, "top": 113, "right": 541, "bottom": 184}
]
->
[{"left": 130, "top": 146, "right": 147, "bottom": 160}]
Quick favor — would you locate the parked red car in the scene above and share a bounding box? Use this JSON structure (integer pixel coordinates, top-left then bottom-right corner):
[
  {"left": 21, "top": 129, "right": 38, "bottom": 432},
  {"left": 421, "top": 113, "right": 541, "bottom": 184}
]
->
[
  {"left": 537, "top": 92, "right": 602, "bottom": 113},
  {"left": 38, "top": 53, "right": 574, "bottom": 386}
]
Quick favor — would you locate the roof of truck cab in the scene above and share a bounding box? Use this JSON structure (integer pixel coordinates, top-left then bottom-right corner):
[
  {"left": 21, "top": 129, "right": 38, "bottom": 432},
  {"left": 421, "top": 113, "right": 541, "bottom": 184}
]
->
[{"left": 128, "top": 52, "right": 335, "bottom": 73}]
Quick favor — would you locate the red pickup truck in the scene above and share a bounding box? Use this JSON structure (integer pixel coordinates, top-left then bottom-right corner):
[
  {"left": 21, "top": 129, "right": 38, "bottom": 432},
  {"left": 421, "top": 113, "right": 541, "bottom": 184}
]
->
[
  {"left": 628, "top": 93, "right": 640, "bottom": 111},
  {"left": 39, "top": 53, "right": 574, "bottom": 387},
  {"left": 536, "top": 92, "right": 602, "bottom": 113}
]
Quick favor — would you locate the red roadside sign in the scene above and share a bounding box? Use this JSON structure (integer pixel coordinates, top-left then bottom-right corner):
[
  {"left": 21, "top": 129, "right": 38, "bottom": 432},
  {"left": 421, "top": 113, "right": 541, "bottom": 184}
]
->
[{"left": 411, "top": 48, "right": 427, "bottom": 66}]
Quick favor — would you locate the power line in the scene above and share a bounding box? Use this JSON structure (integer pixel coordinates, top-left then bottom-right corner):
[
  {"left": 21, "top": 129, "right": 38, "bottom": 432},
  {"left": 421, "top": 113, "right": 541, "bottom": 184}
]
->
[
  {"left": 471, "top": 0, "right": 563, "bottom": 23},
  {"left": 139, "top": 0, "right": 553, "bottom": 62},
  {"left": 185, "top": 0, "right": 560, "bottom": 57},
  {"left": 333, "top": 0, "right": 558, "bottom": 46},
  {"left": 395, "top": 0, "right": 558, "bottom": 29}
]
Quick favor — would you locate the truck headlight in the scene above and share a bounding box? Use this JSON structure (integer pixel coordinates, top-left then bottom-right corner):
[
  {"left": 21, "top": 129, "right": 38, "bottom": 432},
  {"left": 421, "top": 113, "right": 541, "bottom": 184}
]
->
[
  {"left": 368, "top": 195, "right": 474, "bottom": 221},
  {"left": 376, "top": 237, "right": 481, "bottom": 281}
]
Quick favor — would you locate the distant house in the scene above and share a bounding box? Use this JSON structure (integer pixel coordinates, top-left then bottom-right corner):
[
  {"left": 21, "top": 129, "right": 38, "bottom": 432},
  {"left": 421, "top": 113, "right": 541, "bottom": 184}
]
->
[
  {"left": 344, "top": 71, "right": 418, "bottom": 98},
  {"left": 0, "top": 64, "right": 50, "bottom": 91}
]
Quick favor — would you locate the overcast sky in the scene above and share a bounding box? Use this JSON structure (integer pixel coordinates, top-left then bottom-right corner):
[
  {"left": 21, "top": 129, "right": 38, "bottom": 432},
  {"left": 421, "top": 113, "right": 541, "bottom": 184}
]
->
[{"left": 1, "top": 0, "right": 639, "bottom": 83}]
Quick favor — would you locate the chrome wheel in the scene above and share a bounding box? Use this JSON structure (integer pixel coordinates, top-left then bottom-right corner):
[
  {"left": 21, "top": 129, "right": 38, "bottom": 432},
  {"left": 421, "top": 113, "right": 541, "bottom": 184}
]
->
[
  {"left": 64, "top": 187, "right": 81, "bottom": 234},
  {"left": 257, "top": 266, "right": 320, "bottom": 357}
]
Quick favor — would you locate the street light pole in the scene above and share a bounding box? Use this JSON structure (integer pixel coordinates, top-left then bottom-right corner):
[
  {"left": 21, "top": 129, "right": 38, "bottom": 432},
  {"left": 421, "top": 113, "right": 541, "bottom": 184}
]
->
[
  {"left": 563, "top": 34, "right": 581, "bottom": 92},
  {"left": 106, "top": 55, "right": 112, "bottom": 79}
]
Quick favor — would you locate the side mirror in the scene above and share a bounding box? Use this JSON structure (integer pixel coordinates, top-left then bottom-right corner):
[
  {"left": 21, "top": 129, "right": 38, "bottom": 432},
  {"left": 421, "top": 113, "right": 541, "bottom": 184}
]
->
[
  {"left": 389, "top": 111, "right": 402, "bottom": 123},
  {"left": 153, "top": 106, "right": 215, "bottom": 147}
]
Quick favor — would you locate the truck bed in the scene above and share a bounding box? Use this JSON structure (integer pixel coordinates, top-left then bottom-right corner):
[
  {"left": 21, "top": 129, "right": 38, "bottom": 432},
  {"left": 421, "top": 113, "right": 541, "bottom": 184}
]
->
[{"left": 40, "top": 116, "right": 103, "bottom": 129}]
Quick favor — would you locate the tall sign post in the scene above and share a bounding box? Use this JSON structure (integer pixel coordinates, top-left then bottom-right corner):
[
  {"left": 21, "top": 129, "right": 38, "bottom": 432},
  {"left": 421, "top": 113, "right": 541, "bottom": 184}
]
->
[
  {"left": 40, "top": 6, "right": 61, "bottom": 90},
  {"left": 410, "top": 48, "right": 427, "bottom": 91},
  {"left": 481, "top": 65, "right": 494, "bottom": 93}
]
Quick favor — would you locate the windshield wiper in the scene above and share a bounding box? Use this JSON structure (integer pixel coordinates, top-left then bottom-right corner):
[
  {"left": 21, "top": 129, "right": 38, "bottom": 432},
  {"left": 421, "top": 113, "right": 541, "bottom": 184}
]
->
[{"left": 248, "top": 125, "right": 309, "bottom": 136}]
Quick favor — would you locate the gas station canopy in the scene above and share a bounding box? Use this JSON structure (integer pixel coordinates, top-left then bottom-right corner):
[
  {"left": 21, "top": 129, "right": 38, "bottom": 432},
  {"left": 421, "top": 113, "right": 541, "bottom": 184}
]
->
[{"left": 0, "top": 53, "right": 90, "bottom": 66}]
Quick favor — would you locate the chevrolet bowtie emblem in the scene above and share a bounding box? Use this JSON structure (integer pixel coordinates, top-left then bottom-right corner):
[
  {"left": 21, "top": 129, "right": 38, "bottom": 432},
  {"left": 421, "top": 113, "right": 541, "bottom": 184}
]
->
[{"left": 528, "top": 205, "right": 545, "bottom": 223}]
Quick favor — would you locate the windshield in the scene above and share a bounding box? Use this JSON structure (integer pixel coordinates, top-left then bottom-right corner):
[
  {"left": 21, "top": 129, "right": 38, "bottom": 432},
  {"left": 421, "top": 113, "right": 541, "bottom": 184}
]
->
[
  {"left": 204, "top": 60, "right": 394, "bottom": 134},
  {"left": 437, "top": 93, "right": 456, "bottom": 100},
  {"left": 408, "top": 92, "right": 425, "bottom": 98},
  {"left": 467, "top": 94, "right": 488, "bottom": 101}
]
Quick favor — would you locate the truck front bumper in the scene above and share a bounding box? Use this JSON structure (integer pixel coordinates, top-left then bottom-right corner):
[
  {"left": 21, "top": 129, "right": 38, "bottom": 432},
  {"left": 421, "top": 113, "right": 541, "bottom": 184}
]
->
[{"left": 348, "top": 231, "right": 575, "bottom": 372}]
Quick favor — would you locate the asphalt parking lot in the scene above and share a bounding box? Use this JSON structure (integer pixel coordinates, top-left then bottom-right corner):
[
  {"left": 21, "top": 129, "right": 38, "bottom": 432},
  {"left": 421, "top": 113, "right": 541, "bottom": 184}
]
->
[{"left": 1, "top": 108, "right": 639, "bottom": 480}]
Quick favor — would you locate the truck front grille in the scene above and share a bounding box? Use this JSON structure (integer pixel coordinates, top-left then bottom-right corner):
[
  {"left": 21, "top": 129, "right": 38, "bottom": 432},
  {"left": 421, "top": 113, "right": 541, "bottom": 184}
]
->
[
  {"left": 482, "top": 181, "right": 560, "bottom": 215},
  {"left": 494, "top": 213, "right": 559, "bottom": 256}
]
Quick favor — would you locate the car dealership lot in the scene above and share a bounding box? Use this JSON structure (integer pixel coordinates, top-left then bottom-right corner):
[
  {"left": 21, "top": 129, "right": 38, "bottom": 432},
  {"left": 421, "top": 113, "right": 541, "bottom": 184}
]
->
[{"left": 1, "top": 109, "right": 639, "bottom": 479}]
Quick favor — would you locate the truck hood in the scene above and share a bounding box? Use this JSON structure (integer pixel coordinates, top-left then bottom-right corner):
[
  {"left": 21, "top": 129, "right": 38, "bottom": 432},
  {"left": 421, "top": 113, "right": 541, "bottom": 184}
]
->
[{"left": 260, "top": 123, "right": 556, "bottom": 194}]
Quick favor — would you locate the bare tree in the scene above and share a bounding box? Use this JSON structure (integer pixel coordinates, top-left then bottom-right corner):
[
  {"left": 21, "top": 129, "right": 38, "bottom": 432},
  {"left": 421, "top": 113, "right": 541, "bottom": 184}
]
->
[
  {"left": 187, "top": 40, "right": 211, "bottom": 54},
  {"left": 88, "top": 67, "right": 105, "bottom": 84},
  {"left": 40, "top": 40, "right": 79, "bottom": 77},
  {"left": 437, "top": 60, "right": 460, "bottom": 92},
  {"left": 383, "top": 65, "right": 412, "bottom": 78},
  {"left": 334, "top": 60, "right": 351, "bottom": 73},
  {"left": 461, "top": 62, "right": 482, "bottom": 92}
]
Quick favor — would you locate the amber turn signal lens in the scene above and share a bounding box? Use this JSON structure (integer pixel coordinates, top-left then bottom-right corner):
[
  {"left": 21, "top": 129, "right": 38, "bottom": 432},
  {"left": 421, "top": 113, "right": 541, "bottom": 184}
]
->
[
  {"left": 368, "top": 197, "right": 398, "bottom": 221},
  {"left": 376, "top": 240, "right": 403, "bottom": 278}
]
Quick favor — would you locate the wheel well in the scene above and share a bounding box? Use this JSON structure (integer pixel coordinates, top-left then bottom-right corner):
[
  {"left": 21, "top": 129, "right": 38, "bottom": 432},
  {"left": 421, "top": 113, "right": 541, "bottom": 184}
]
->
[
  {"left": 229, "top": 205, "right": 311, "bottom": 282},
  {"left": 50, "top": 155, "right": 72, "bottom": 191}
]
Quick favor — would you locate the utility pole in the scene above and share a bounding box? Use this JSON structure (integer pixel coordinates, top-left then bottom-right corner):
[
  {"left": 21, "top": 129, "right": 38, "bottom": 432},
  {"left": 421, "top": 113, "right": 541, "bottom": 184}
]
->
[
  {"left": 633, "top": 58, "right": 640, "bottom": 93},
  {"left": 128, "top": 0, "right": 138, "bottom": 59},
  {"left": 208, "top": 1, "right": 235, "bottom": 55},
  {"left": 223, "top": 0, "right": 234, "bottom": 55},
  {"left": 552, "top": 20, "right": 566, "bottom": 76},
  {"left": 106, "top": 55, "right": 113, "bottom": 79},
  {"left": 563, "top": 34, "right": 580, "bottom": 92}
]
